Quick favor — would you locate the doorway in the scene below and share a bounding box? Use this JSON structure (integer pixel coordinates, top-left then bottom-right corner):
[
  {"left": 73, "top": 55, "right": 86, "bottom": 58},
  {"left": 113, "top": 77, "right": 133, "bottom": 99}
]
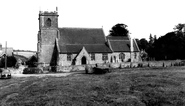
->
[{"left": 81, "top": 56, "right": 86, "bottom": 65}]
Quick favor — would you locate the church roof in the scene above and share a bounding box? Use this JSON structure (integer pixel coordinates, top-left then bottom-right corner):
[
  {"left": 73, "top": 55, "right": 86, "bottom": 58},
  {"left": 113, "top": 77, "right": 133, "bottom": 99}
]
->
[
  {"left": 58, "top": 28, "right": 112, "bottom": 53},
  {"left": 107, "top": 36, "right": 140, "bottom": 52},
  {"left": 107, "top": 36, "right": 130, "bottom": 40}
]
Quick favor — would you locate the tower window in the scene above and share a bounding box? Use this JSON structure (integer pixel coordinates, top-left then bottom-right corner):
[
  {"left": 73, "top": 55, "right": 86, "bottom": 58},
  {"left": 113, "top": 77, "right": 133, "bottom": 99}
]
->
[{"left": 46, "top": 18, "right": 51, "bottom": 27}]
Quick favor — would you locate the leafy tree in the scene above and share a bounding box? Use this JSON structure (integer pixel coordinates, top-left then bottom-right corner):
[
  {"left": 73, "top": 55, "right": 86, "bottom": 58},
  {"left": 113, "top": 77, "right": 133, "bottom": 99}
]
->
[
  {"left": 173, "top": 23, "right": 185, "bottom": 32},
  {"left": 136, "top": 23, "right": 185, "bottom": 61},
  {"left": 0, "top": 56, "right": 17, "bottom": 68},
  {"left": 26, "top": 55, "right": 38, "bottom": 67},
  {"left": 154, "top": 35, "right": 157, "bottom": 42},
  {"left": 136, "top": 38, "right": 150, "bottom": 60},
  {"left": 137, "top": 38, "right": 149, "bottom": 51},
  {"left": 147, "top": 34, "right": 156, "bottom": 59},
  {"left": 149, "top": 34, "right": 154, "bottom": 44},
  {"left": 109, "top": 23, "right": 129, "bottom": 36},
  {"left": 153, "top": 31, "right": 185, "bottom": 60},
  {"left": 140, "top": 50, "right": 148, "bottom": 61}
]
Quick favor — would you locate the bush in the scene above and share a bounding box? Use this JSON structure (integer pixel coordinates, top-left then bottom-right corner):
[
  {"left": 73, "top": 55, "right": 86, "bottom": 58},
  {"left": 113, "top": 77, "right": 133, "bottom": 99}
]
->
[
  {"left": 26, "top": 55, "right": 38, "bottom": 67},
  {"left": 0, "top": 56, "right": 17, "bottom": 68},
  {"left": 93, "top": 67, "right": 110, "bottom": 74},
  {"left": 23, "top": 67, "right": 43, "bottom": 74},
  {"left": 127, "top": 58, "right": 131, "bottom": 62}
]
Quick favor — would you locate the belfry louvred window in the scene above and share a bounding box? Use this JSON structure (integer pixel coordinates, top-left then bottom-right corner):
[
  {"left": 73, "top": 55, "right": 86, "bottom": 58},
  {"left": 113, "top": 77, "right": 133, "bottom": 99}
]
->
[{"left": 46, "top": 18, "right": 51, "bottom": 27}]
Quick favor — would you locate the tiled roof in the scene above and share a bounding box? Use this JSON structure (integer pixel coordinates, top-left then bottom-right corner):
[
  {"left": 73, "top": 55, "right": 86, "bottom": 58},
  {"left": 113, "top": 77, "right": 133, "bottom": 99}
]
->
[
  {"left": 109, "top": 40, "right": 130, "bottom": 52},
  {"left": 60, "top": 44, "right": 111, "bottom": 53},
  {"left": 107, "top": 36, "right": 130, "bottom": 40},
  {"left": 107, "top": 36, "right": 140, "bottom": 52},
  {"left": 58, "top": 28, "right": 112, "bottom": 53}
]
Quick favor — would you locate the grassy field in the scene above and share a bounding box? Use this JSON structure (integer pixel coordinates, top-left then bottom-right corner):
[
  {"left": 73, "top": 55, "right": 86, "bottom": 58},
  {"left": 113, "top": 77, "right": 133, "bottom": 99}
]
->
[{"left": 1, "top": 67, "right": 185, "bottom": 106}]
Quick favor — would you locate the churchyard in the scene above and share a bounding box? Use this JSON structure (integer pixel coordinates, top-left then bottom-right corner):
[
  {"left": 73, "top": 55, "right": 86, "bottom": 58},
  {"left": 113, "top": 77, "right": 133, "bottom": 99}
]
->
[{"left": 1, "top": 64, "right": 185, "bottom": 106}]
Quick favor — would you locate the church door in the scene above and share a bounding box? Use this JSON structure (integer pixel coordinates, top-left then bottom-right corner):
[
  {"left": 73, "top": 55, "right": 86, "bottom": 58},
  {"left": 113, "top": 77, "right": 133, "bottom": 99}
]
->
[{"left": 81, "top": 56, "right": 86, "bottom": 65}]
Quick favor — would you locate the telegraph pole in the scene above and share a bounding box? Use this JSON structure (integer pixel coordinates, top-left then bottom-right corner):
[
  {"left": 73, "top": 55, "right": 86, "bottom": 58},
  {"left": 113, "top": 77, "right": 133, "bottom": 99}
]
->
[{"left": 5, "top": 41, "right": 7, "bottom": 69}]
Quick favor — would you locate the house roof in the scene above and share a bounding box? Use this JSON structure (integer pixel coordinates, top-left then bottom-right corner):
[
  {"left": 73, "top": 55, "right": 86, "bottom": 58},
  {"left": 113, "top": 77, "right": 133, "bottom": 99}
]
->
[
  {"left": 107, "top": 36, "right": 140, "bottom": 52},
  {"left": 0, "top": 47, "right": 13, "bottom": 57},
  {"left": 14, "top": 54, "right": 28, "bottom": 62},
  {"left": 58, "top": 27, "right": 112, "bottom": 53}
]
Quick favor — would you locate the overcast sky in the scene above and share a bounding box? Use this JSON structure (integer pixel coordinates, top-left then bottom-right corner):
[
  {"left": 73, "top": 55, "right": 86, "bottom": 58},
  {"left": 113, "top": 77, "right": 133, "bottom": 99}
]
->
[{"left": 0, "top": 0, "right": 185, "bottom": 51}]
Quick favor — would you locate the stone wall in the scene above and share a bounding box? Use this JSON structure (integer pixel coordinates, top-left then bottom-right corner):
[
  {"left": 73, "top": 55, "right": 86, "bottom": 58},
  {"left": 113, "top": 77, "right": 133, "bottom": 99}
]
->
[
  {"left": 111, "top": 52, "right": 130, "bottom": 63},
  {"left": 132, "top": 52, "right": 141, "bottom": 62},
  {"left": 39, "top": 11, "right": 58, "bottom": 29},
  {"left": 38, "top": 29, "right": 58, "bottom": 65},
  {"left": 56, "top": 65, "right": 86, "bottom": 73},
  {"left": 40, "top": 29, "right": 58, "bottom": 44},
  {"left": 46, "top": 60, "right": 185, "bottom": 73},
  {"left": 58, "top": 53, "right": 112, "bottom": 66},
  {"left": 93, "top": 53, "right": 112, "bottom": 64},
  {"left": 53, "top": 60, "right": 177, "bottom": 73},
  {"left": 38, "top": 11, "right": 59, "bottom": 66},
  {"left": 110, "top": 52, "right": 140, "bottom": 63},
  {"left": 55, "top": 62, "right": 138, "bottom": 73}
]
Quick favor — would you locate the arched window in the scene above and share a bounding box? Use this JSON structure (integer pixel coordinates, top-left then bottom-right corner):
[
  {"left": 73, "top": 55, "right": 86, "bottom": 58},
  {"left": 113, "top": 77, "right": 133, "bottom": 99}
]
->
[
  {"left": 119, "top": 53, "right": 125, "bottom": 62},
  {"left": 90, "top": 53, "right": 95, "bottom": 61},
  {"left": 46, "top": 18, "right": 51, "bottom": 27}
]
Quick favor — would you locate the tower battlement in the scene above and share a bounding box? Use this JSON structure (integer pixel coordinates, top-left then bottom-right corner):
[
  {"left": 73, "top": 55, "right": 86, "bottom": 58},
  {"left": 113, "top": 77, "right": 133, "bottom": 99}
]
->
[
  {"left": 39, "top": 11, "right": 58, "bottom": 15},
  {"left": 39, "top": 7, "right": 58, "bottom": 16}
]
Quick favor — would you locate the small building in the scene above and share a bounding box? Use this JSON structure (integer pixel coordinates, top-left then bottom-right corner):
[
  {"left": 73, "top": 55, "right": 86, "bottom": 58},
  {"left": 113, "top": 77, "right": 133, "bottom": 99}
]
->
[{"left": 0, "top": 44, "right": 13, "bottom": 57}]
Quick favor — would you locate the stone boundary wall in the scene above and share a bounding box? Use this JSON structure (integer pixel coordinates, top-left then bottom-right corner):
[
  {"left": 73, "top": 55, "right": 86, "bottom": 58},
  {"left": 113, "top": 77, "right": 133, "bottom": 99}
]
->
[{"left": 46, "top": 60, "right": 185, "bottom": 73}]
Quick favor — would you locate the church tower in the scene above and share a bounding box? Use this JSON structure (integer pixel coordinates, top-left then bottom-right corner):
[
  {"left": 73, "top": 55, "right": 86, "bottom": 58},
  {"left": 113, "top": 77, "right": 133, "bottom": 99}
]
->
[{"left": 37, "top": 8, "right": 59, "bottom": 66}]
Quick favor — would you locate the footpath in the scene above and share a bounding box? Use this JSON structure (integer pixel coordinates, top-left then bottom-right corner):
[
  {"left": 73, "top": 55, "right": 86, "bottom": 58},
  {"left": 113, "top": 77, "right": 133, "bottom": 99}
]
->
[{"left": 12, "top": 73, "right": 73, "bottom": 78}]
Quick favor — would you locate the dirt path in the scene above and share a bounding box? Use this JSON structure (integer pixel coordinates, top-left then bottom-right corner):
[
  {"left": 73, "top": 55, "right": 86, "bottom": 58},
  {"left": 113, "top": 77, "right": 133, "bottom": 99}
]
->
[{"left": 12, "top": 73, "right": 73, "bottom": 78}]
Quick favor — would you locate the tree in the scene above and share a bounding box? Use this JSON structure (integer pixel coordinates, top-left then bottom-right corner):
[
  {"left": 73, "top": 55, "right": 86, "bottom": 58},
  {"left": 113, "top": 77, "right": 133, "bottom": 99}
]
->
[
  {"left": 153, "top": 31, "right": 185, "bottom": 60},
  {"left": 147, "top": 34, "right": 156, "bottom": 59},
  {"left": 109, "top": 23, "right": 129, "bottom": 36},
  {"left": 173, "top": 23, "right": 185, "bottom": 32},
  {"left": 26, "top": 55, "right": 38, "bottom": 67},
  {"left": 137, "top": 38, "right": 149, "bottom": 51},
  {"left": 140, "top": 50, "right": 148, "bottom": 61},
  {"left": 154, "top": 35, "right": 157, "bottom": 42},
  {"left": 149, "top": 34, "right": 154, "bottom": 44},
  {"left": 0, "top": 56, "right": 17, "bottom": 68}
]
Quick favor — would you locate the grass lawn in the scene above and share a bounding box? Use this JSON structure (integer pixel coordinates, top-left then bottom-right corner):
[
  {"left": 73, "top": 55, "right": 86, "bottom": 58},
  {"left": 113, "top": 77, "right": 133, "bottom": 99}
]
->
[{"left": 1, "top": 66, "right": 185, "bottom": 106}]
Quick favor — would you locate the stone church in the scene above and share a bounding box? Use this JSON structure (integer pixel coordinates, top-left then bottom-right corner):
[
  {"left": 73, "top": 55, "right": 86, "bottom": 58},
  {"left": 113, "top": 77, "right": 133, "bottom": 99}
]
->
[{"left": 37, "top": 9, "right": 140, "bottom": 67}]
